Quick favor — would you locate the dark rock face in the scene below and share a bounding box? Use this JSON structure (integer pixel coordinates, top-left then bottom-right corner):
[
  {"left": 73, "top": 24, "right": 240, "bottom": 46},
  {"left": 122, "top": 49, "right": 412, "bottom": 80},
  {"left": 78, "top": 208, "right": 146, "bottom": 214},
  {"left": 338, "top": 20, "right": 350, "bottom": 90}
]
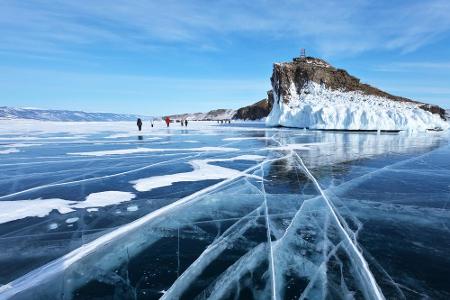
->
[
  {"left": 271, "top": 56, "right": 446, "bottom": 120},
  {"left": 233, "top": 96, "right": 273, "bottom": 120},
  {"left": 419, "top": 104, "right": 447, "bottom": 120}
]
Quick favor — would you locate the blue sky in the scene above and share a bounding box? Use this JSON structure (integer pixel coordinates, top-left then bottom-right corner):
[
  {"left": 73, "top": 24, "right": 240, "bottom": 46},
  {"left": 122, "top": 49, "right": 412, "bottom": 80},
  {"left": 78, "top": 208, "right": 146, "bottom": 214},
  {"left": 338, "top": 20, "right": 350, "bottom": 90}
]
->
[{"left": 1, "top": 0, "right": 450, "bottom": 115}]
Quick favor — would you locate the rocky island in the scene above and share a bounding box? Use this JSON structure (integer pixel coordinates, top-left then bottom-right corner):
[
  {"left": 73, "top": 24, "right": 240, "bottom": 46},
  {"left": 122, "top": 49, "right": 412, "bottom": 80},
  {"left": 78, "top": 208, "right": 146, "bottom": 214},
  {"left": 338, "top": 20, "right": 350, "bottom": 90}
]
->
[{"left": 265, "top": 56, "right": 448, "bottom": 131}]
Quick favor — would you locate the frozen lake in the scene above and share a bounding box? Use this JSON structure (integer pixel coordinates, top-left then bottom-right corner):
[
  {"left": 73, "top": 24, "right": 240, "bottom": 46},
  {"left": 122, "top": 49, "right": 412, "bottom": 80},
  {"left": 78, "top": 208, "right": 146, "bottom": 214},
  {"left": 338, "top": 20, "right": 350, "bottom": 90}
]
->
[{"left": 0, "top": 120, "right": 449, "bottom": 299}]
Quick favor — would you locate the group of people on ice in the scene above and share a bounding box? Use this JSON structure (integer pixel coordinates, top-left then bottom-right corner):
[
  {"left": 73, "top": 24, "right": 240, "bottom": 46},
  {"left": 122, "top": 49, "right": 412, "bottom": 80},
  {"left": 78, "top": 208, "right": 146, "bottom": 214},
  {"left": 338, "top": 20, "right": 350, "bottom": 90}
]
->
[{"left": 136, "top": 117, "right": 188, "bottom": 131}]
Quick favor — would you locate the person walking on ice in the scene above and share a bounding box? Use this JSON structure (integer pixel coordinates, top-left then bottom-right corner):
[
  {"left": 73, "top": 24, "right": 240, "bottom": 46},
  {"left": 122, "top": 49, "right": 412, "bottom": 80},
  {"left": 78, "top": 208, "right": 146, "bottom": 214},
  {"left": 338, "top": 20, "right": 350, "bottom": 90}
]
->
[
  {"left": 137, "top": 118, "right": 143, "bottom": 131},
  {"left": 165, "top": 116, "right": 171, "bottom": 127}
]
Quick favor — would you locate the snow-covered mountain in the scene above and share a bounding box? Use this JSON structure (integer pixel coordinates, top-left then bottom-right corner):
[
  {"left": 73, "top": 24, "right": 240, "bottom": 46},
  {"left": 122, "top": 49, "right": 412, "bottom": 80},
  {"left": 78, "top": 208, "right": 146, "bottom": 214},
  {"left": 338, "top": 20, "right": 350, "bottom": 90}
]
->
[
  {"left": 0, "top": 107, "right": 153, "bottom": 122},
  {"left": 266, "top": 56, "right": 448, "bottom": 131}
]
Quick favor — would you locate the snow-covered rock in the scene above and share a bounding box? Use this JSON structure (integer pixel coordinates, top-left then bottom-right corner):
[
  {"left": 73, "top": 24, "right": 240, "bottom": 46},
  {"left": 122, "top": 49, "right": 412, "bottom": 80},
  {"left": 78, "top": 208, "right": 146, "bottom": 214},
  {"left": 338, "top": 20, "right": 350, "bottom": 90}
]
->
[
  {"left": 266, "top": 57, "right": 448, "bottom": 131},
  {"left": 169, "top": 108, "right": 236, "bottom": 121}
]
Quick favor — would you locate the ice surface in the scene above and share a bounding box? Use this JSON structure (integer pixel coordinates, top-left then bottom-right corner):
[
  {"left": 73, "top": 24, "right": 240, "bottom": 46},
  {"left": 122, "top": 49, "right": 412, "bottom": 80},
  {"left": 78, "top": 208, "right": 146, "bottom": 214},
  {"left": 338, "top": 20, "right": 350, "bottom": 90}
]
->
[
  {"left": 266, "top": 82, "right": 449, "bottom": 131},
  {"left": 0, "top": 120, "right": 449, "bottom": 299}
]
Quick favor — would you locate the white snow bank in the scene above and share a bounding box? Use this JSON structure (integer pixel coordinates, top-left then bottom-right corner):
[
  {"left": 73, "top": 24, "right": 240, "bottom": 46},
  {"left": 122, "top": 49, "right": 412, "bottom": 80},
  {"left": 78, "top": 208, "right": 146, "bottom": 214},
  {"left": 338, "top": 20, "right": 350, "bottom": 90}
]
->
[
  {"left": 68, "top": 146, "right": 239, "bottom": 156},
  {"left": 131, "top": 155, "right": 265, "bottom": 192},
  {"left": 266, "top": 82, "right": 449, "bottom": 131},
  {"left": 0, "top": 191, "right": 136, "bottom": 224}
]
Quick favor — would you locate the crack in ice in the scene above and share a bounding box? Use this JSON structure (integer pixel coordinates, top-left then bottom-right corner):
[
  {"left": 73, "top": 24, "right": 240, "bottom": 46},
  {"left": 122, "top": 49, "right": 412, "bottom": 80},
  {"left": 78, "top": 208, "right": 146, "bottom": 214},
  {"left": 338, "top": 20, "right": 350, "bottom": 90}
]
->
[{"left": 292, "top": 151, "right": 385, "bottom": 300}]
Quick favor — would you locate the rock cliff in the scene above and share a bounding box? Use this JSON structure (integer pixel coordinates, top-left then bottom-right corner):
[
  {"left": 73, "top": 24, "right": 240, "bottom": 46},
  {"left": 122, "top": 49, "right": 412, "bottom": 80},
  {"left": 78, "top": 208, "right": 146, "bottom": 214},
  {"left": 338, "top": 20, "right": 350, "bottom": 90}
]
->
[{"left": 233, "top": 96, "right": 272, "bottom": 120}]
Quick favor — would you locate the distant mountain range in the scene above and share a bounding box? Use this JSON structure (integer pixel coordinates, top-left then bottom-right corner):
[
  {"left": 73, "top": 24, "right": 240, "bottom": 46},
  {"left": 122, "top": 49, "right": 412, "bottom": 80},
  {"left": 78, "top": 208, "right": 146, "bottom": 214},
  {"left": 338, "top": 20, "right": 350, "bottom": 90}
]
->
[
  {"left": 0, "top": 104, "right": 271, "bottom": 122},
  {"left": 0, "top": 107, "right": 153, "bottom": 122}
]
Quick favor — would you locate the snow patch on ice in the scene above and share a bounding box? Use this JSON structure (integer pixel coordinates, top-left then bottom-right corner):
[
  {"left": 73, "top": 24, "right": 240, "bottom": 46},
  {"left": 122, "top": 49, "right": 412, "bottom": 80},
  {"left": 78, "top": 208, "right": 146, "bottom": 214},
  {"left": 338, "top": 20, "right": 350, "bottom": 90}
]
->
[
  {"left": 68, "top": 146, "right": 239, "bottom": 156},
  {"left": 127, "top": 205, "right": 138, "bottom": 212},
  {"left": 65, "top": 217, "right": 79, "bottom": 224},
  {"left": 0, "top": 199, "right": 76, "bottom": 224},
  {"left": 0, "top": 191, "right": 136, "bottom": 224},
  {"left": 71, "top": 191, "right": 136, "bottom": 209},
  {"left": 48, "top": 223, "right": 58, "bottom": 230},
  {"left": 2, "top": 143, "right": 42, "bottom": 148},
  {"left": 267, "top": 142, "right": 328, "bottom": 151},
  {"left": 222, "top": 137, "right": 271, "bottom": 141},
  {"left": 131, "top": 155, "right": 265, "bottom": 192},
  {"left": 0, "top": 135, "right": 86, "bottom": 141},
  {"left": 266, "top": 81, "right": 448, "bottom": 131},
  {"left": 0, "top": 142, "right": 42, "bottom": 154},
  {"left": 0, "top": 148, "right": 20, "bottom": 154},
  {"left": 105, "top": 133, "right": 162, "bottom": 139}
]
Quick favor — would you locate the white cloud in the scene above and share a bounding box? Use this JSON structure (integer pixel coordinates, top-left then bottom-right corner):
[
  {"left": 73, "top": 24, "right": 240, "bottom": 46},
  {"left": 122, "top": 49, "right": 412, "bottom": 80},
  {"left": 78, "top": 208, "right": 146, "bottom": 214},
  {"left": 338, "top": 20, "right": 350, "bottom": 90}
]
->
[
  {"left": 1, "top": 0, "right": 449, "bottom": 56},
  {"left": 374, "top": 62, "right": 450, "bottom": 72}
]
